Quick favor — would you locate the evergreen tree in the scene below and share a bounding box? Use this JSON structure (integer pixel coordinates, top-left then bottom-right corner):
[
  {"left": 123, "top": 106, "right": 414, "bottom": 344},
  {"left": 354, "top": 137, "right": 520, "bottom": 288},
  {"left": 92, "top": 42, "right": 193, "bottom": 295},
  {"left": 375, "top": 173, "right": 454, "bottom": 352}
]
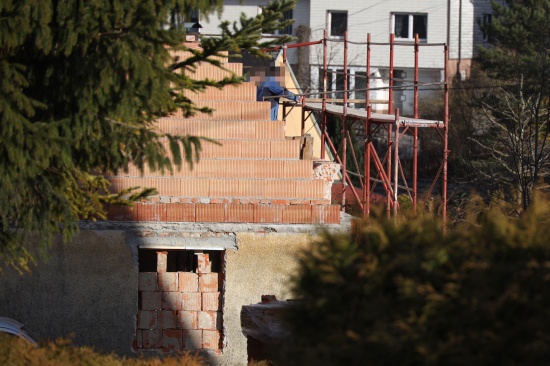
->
[
  {"left": 284, "top": 199, "right": 550, "bottom": 366},
  {"left": 0, "top": 0, "right": 295, "bottom": 270},
  {"left": 469, "top": 0, "right": 550, "bottom": 209}
]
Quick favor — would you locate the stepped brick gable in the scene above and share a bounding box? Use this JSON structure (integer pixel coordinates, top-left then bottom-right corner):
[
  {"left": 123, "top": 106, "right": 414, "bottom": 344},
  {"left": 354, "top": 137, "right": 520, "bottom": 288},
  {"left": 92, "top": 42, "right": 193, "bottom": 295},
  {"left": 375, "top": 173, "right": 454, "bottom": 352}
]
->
[{"left": 106, "top": 44, "right": 340, "bottom": 225}]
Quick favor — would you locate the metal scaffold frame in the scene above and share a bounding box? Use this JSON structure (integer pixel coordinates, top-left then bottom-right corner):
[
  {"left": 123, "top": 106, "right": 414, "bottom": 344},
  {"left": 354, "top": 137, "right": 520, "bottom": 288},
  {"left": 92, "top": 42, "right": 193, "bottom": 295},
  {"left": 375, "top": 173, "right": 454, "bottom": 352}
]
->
[{"left": 279, "top": 30, "right": 449, "bottom": 220}]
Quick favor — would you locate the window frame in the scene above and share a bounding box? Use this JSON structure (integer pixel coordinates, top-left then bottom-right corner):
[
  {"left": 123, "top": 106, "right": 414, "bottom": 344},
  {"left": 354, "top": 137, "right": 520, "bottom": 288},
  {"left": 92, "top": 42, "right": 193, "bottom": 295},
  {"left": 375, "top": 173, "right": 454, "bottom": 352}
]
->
[
  {"left": 327, "top": 10, "right": 348, "bottom": 38},
  {"left": 392, "top": 13, "right": 428, "bottom": 42}
]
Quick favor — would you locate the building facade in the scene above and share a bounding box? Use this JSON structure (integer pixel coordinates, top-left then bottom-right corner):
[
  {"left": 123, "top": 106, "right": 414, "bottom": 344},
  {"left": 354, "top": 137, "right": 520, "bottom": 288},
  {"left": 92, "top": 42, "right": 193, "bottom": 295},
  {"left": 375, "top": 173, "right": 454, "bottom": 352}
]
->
[{"left": 201, "top": 0, "right": 502, "bottom": 115}]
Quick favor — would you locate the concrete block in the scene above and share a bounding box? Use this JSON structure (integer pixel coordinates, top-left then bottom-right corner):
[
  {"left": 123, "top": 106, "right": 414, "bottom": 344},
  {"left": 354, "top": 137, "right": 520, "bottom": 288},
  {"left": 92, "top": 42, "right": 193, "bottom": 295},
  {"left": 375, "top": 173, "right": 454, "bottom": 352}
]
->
[
  {"left": 138, "top": 272, "right": 158, "bottom": 292},
  {"left": 137, "top": 310, "right": 157, "bottom": 330},
  {"left": 181, "top": 292, "right": 201, "bottom": 311},
  {"left": 199, "top": 273, "right": 219, "bottom": 292},
  {"left": 177, "top": 310, "right": 198, "bottom": 330},
  {"left": 161, "top": 292, "right": 181, "bottom": 310},
  {"left": 202, "top": 292, "right": 221, "bottom": 311},
  {"left": 178, "top": 272, "right": 199, "bottom": 292},
  {"left": 141, "top": 291, "right": 161, "bottom": 311},
  {"left": 202, "top": 330, "right": 221, "bottom": 349},
  {"left": 159, "top": 272, "right": 178, "bottom": 292},
  {"left": 162, "top": 329, "right": 183, "bottom": 351},
  {"left": 158, "top": 310, "right": 178, "bottom": 329},
  {"left": 140, "top": 329, "right": 162, "bottom": 349},
  {"left": 198, "top": 311, "right": 221, "bottom": 330},
  {"left": 183, "top": 329, "right": 202, "bottom": 350}
]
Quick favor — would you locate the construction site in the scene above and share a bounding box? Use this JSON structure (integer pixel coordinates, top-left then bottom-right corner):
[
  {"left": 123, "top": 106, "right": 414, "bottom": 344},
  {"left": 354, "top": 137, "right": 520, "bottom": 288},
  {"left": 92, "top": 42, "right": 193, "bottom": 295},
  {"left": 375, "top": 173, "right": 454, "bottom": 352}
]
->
[{"left": 0, "top": 30, "right": 449, "bottom": 365}]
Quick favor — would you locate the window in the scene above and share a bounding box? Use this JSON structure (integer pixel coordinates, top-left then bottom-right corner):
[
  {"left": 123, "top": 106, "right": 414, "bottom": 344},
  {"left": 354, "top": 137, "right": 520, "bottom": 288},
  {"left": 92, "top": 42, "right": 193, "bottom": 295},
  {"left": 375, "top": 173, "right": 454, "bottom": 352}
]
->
[
  {"left": 136, "top": 249, "right": 224, "bottom": 352},
  {"left": 393, "top": 13, "right": 427, "bottom": 41},
  {"left": 280, "top": 10, "right": 293, "bottom": 35},
  {"left": 482, "top": 13, "right": 493, "bottom": 42},
  {"left": 328, "top": 11, "right": 347, "bottom": 37}
]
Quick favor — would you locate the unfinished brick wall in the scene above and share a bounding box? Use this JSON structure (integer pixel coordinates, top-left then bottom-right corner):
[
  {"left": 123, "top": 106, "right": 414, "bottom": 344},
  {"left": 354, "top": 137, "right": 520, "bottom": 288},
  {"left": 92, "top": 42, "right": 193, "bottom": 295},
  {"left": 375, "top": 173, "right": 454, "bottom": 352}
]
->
[
  {"left": 136, "top": 250, "right": 224, "bottom": 353},
  {"left": 105, "top": 43, "right": 342, "bottom": 226}
]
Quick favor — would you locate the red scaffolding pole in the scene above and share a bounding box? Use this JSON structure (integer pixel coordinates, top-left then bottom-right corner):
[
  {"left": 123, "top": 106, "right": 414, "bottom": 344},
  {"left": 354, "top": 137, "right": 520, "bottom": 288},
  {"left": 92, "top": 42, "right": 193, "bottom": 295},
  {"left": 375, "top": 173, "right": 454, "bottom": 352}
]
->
[{"left": 283, "top": 31, "right": 448, "bottom": 220}]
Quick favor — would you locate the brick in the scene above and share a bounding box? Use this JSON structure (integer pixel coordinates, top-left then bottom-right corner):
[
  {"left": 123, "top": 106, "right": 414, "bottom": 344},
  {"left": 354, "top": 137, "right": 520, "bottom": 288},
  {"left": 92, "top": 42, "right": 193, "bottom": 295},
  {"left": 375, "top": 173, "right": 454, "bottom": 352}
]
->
[
  {"left": 271, "top": 199, "right": 290, "bottom": 205},
  {"left": 226, "top": 204, "right": 255, "bottom": 223},
  {"left": 137, "top": 310, "right": 157, "bottom": 330},
  {"left": 282, "top": 205, "right": 312, "bottom": 223},
  {"left": 296, "top": 179, "right": 325, "bottom": 199},
  {"left": 159, "top": 272, "right": 178, "bottom": 292},
  {"left": 161, "top": 292, "right": 181, "bottom": 310},
  {"left": 196, "top": 204, "right": 225, "bottom": 222},
  {"left": 141, "top": 292, "right": 161, "bottom": 310},
  {"left": 310, "top": 199, "right": 331, "bottom": 205},
  {"left": 202, "top": 292, "right": 221, "bottom": 311},
  {"left": 165, "top": 203, "right": 195, "bottom": 222},
  {"left": 140, "top": 329, "right": 162, "bottom": 349},
  {"left": 254, "top": 204, "right": 283, "bottom": 223},
  {"left": 162, "top": 329, "right": 183, "bottom": 351},
  {"left": 180, "top": 179, "right": 209, "bottom": 196},
  {"left": 136, "top": 203, "right": 166, "bottom": 221},
  {"left": 138, "top": 272, "right": 158, "bottom": 292},
  {"left": 179, "top": 272, "right": 199, "bottom": 292},
  {"left": 196, "top": 253, "right": 211, "bottom": 274},
  {"left": 183, "top": 329, "right": 202, "bottom": 350},
  {"left": 157, "top": 251, "right": 168, "bottom": 273},
  {"left": 266, "top": 179, "right": 295, "bottom": 198},
  {"left": 177, "top": 311, "right": 198, "bottom": 330},
  {"left": 181, "top": 292, "right": 202, "bottom": 311},
  {"left": 198, "top": 311, "right": 222, "bottom": 330},
  {"left": 158, "top": 310, "right": 178, "bottom": 329},
  {"left": 107, "top": 205, "right": 133, "bottom": 221},
  {"left": 199, "top": 273, "right": 219, "bottom": 292},
  {"left": 311, "top": 204, "right": 341, "bottom": 224},
  {"left": 202, "top": 330, "right": 221, "bottom": 349}
]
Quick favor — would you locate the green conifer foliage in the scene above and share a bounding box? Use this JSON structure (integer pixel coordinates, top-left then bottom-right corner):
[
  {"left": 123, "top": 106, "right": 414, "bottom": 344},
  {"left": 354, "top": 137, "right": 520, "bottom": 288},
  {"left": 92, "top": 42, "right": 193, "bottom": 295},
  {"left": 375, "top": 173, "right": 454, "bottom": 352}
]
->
[
  {"left": 0, "top": 0, "right": 296, "bottom": 270},
  {"left": 284, "top": 200, "right": 550, "bottom": 366}
]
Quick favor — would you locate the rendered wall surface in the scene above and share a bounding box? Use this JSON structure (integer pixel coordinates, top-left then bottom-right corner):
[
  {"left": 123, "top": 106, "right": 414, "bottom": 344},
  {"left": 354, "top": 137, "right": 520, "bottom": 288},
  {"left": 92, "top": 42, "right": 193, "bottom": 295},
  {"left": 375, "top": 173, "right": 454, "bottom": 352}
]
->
[
  {"left": 0, "top": 222, "right": 346, "bottom": 365},
  {"left": 221, "top": 232, "right": 312, "bottom": 365},
  {"left": 0, "top": 230, "right": 137, "bottom": 355}
]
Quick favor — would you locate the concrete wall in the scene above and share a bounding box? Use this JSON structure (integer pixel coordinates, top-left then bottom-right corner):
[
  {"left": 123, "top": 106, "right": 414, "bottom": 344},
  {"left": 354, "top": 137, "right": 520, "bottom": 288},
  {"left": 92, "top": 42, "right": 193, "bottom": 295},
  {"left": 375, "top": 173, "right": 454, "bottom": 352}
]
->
[{"left": 0, "top": 220, "right": 350, "bottom": 365}]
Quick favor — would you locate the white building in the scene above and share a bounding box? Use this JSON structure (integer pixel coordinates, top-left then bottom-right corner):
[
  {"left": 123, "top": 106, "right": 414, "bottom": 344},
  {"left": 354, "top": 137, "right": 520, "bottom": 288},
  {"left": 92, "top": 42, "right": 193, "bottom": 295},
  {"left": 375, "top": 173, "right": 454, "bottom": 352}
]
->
[{"left": 201, "top": 0, "right": 500, "bottom": 115}]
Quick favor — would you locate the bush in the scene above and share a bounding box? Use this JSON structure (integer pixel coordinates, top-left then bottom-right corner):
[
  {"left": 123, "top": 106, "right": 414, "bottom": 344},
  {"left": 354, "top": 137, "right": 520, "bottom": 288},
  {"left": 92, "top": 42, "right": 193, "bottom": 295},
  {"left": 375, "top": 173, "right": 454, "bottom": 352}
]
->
[
  {"left": 0, "top": 335, "right": 205, "bottom": 366},
  {"left": 283, "top": 200, "right": 550, "bottom": 366}
]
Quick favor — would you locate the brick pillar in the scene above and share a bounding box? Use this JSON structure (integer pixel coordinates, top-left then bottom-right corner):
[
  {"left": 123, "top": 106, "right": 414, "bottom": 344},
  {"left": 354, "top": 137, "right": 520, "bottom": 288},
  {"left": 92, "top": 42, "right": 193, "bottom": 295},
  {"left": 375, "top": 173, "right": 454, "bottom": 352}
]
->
[
  {"left": 157, "top": 251, "right": 168, "bottom": 273},
  {"left": 195, "top": 253, "right": 211, "bottom": 274}
]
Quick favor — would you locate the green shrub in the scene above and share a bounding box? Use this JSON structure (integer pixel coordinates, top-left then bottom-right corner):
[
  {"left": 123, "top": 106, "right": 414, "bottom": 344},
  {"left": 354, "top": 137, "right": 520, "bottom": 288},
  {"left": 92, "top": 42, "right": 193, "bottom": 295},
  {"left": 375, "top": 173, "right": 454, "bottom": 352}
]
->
[
  {"left": 0, "top": 335, "right": 205, "bottom": 366},
  {"left": 283, "top": 200, "right": 550, "bottom": 366}
]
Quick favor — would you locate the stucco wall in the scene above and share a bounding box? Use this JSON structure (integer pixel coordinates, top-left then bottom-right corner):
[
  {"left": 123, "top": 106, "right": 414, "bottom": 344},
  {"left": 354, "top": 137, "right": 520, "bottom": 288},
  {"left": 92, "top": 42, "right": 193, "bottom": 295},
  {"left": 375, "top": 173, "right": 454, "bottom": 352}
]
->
[
  {"left": 0, "top": 230, "right": 137, "bottom": 355},
  {"left": 222, "top": 232, "right": 312, "bottom": 365},
  {"left": 0, "top": 221, "right": 349, "bottom": 365}
]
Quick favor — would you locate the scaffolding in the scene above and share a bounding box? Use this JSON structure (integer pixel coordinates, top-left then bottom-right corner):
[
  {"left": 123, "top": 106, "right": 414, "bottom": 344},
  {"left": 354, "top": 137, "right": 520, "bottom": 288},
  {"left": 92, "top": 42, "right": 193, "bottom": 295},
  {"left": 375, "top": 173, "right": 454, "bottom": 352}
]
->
[{"left": 280, "top": 30, "right": 449, "bottom": 220}]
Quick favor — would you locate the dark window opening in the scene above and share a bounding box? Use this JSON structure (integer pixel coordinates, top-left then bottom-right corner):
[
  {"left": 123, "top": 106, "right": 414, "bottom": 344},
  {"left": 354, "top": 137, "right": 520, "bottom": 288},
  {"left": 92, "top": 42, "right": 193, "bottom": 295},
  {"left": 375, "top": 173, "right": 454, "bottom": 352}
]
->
[
  {"left": 280, "top": 10, "right": 293, "bottom": 35},
  {"left": 329, "top": 11, "right": 347, "bottom": 37},
  {"left": 394, "top": 14, "right": 427, "bottom": 40},
  {"left": 482, "top": 13, "right": 493, "bottom": 42},
  {"left": 139, "top": 250, "right": 157, "bottom": 272},
  {"left": 413, "top": 15, "right": 427, "bottom": 40}
]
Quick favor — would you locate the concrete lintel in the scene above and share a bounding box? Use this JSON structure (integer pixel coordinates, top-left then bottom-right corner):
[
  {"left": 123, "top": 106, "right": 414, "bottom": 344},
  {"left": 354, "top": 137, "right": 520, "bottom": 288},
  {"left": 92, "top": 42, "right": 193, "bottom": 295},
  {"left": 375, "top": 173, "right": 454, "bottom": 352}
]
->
[
  {"left": 78, "top": 212, "right": 354, "bottom": 235},
  {"left": 129, "top": 235, "right": 237, "bottom": 250}
]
